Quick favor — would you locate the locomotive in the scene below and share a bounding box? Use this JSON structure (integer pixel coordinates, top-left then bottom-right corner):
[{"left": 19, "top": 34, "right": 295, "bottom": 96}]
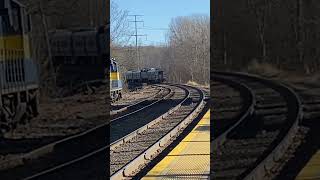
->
[
  {"left": 0, "top": 0, "right": 39, "bottom": 134},
  {"left": 49, "top": 27, "right": 108, "bottom": 87},
  {"left": 50, "top": 27, "right": 123, "bottom": 101},
  {"left": 125, "top": 68, "right": 164, "bottom": 90},
  {"left": 110, "top": 58, "right": 122, "bottom": 102}
]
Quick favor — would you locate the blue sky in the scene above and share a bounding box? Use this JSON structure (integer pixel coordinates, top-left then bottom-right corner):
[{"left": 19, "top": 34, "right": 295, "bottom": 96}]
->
[{"left": 112, "top": 0, "right": 210, "bottom": 46}]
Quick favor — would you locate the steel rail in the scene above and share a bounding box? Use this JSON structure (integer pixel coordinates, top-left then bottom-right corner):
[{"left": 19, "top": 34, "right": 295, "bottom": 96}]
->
[
  {"left": 17, "top": 84, "right": 184, "bottom": 180},
  {"left": 110, "top": 85, "right": 205, "bottom": 179},
  {"left": 109, "top": 85, "right": 189, "bottom": 151},
  {"left": 0, "top": 85, "right": 174, "bottom": 179},
  {"left": 110, "top": 85, "right": 170, "bottom": 121},
  {"left": 212, "top": 71, "right": 302, "bottom": 180},
  {"left": 211, "top": 74, "right": 256, "bottom": 151},
  {"left": 110, "top": 85, "right": 163, "bottom": 115}
]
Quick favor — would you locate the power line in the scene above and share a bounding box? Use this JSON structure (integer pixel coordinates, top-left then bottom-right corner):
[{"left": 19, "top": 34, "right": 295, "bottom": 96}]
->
[
  {"left": 138, "top": 27, "right": 169, "bottom": 31},
  {"left": 141, "top": 25, "right": 169, "bottom": 31}
]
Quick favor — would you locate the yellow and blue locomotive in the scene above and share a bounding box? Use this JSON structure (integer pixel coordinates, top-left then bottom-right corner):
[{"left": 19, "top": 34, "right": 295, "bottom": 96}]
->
[
  {"left": 110, "top": 58, "right": 122, "bottom": 102},
  {"left": 0, "top": 0, "right": 39, "bottom": 134}
]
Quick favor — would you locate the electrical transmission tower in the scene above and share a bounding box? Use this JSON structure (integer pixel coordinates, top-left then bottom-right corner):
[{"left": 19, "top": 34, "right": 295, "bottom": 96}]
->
[{"left": 128, "top": 15, "right": 147, "bottom": 70}]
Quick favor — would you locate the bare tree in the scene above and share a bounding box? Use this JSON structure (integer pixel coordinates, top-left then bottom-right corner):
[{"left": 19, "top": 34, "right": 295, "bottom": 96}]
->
[
  {"left": 246, "top": 0, "right": 273, "bottom": 61},
  {"left": 111, "top": 14, "right": 209, "bottom": 86},
  {"left": 166, "top": 15, "right": 210, "bottom": 85},
  {"left": 110, "top": 1, "right": 131, "bottom": 46}
]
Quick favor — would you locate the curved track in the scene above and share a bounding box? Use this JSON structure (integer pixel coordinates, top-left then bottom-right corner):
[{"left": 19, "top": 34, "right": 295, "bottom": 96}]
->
[
  {"left": 212, "top": 75, "right": 254, "bottom": 142},
  {"left": 211, "top": 72, "right": 302, "bottom": 180},
  {"left": 110, "top": 85, "right": 163, "bottom": 117},
  {"left": 110, "top": 85, "right": 185, "bottom": 143},
  {"left": 273, "top": 82, "right": 320, "bottom": 179},
  {"left": 110, "top": 86, "right": 171, "bottom": 122},
  {"left": 110, "top": 85, "right": 205, "bottom": 179},
  {"left": 0, "top": 84, "right": 193, "bottom": 180}
]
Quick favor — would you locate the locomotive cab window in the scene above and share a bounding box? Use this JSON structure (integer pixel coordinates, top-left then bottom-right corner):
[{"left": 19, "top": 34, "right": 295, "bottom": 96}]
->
[
  {"left": 27, "top": 14, "right": 31, "bottom": 32},
  {"left": 0, "top": 8, "right": 8, "bottom": 16},
  {"left": 0, "top": 9, "right": 8, "bottom": 35},
  {"left": 0, "top": 1, "right": 22, "bottom": 36},
  {"left": 110, "top": 61, "right": 118, "bottom": 72},
  {"left": 110, "top": 63, "right": 114, "bottom": 72},
  {"left": 113, "top": 62, "right": 118, "bottom": 72},
  {"left": 22, "top": 12, "right": 31, "bottom": 33}
]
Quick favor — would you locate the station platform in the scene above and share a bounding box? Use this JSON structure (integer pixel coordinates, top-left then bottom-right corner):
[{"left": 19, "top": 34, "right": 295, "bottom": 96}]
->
[
  {"left": 142, "top": 110, "right": 210, "bottom": 179},
  {"left": 296, "top": 150, "right": 320, "bottom": 180}
]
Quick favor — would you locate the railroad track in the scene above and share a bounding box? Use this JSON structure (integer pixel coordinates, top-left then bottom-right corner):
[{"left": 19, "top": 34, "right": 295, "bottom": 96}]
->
[
  {"left": 272, "top": 82, "right": 320, "bottom": 179},
  {"left": 211, "top": 72, "right": 302, "bottom": 180},
  {"left": 0, "top": 84, "right": 201, "bottom": 180},
  {"left": 110, "top": 85, "right": 183, "bottom": 143},
  {"left": 212, "top": 75, "right": 254, "bottom": 140},
  {"left": 110, "top": 85, "right": 205, "bottom": 179},
  {"left": 110, "top": 85, "right": 163, "bottom": 116}
]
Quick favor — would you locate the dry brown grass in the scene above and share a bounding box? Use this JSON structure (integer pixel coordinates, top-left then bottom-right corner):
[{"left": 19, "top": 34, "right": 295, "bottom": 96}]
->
[
  {"left": 243, "top": 59, "right": 320, "bottom": 88},
  {"left": 246, "top": 59, "right": 282, "bottom": 78},
  {"left": 187, "top": 81, "right": 209, "bottom": 89}
]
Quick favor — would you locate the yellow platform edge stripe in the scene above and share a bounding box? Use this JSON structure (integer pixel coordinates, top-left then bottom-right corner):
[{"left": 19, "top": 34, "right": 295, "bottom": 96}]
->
[
  {"left": 296, "top": 151, "right": 320, "bottom": 180},
  {"left": 142, "top": 110, "right": 210, "bottom": 180}
]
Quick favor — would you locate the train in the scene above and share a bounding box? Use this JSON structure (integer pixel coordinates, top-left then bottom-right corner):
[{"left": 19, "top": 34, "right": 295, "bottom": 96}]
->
[
  {"left": 49, "top": 26, "right": 108, "bottom": 87},
  {"left": 50, "top": 28, "right": 124, "bottom": 102},
  {"left": 110, "top": 58, "right": 122, "bottom": 102},
  {"left": 125, "top": 68, "right": 164, "bottom": 90},
  {"left": 0, "top": 0, "right": 39, "bottom": 134}
]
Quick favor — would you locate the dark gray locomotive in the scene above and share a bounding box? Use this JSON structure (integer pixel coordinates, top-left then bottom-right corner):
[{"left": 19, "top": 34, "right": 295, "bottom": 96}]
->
[
  {"left": 49, "top": 27, "right": 108, "bottom": 87},
  {"left": 125, "top": 68, "right": 164, "bottom": 89}
]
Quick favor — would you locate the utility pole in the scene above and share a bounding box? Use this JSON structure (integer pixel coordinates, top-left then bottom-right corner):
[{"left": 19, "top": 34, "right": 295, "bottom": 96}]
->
[{"left": 128, "top": 15, "right": 147, "bottom": 70}]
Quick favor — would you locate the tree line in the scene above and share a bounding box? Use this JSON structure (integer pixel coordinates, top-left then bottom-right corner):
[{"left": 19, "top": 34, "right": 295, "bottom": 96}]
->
[
  {"left": 213, "top": 0, "right": 320, "bottom": 74},
  {"left": 111, "top": 12, "right": 210, "bottom": 86}
]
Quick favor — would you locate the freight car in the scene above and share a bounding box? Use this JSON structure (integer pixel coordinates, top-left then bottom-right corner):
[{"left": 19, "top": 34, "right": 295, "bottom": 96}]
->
[
  {"left": 0, "top": 0, "right": 39, "bottom": 134},
  {"left": 49, "top": 26, "right": 108, "bottom": 87},
  {"left": 110, "top": 58, "right": 122, "bottom": 102}
]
